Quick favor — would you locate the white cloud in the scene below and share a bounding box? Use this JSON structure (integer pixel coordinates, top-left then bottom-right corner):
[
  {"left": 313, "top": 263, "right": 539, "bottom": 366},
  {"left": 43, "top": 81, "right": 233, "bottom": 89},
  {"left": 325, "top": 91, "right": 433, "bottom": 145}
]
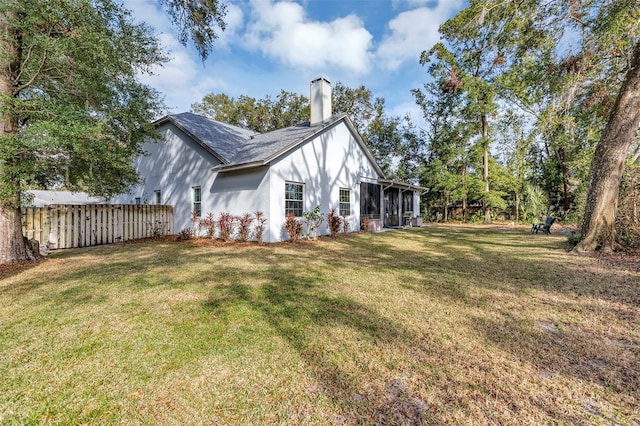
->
[
  {"left": 216, "top": 3, "right": 244, "bottom": 48},
  {"left": 242, "top": 0, "right": 373, "bottom": 74},
  {"left": 125, "top": 0, "right": 230, "bottom": 112},
  {"left": 376, "top": 0, "right": 464, "bottom": 71},
  {"left": 391, "top": 0, "right": 436, "bottom": 7},
  {"left": 122, "top": 0, "right": 463, "bottom": 118},
  {"left": 125, "top": 0, "right": 172, "bottom": 32}
]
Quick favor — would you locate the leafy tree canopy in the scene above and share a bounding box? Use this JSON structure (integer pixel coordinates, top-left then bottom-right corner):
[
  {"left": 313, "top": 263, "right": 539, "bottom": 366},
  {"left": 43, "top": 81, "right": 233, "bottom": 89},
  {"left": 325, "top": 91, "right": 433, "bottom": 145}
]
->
[
  {"left": 0, "top": 0, "right": 171, "bottom": 207},
  {"left": 0, "top": 0, "right": 227, "bottom": 263},
  {"left": 191, "top": 90, "right": 310, "bottom": 133},
  {"left": 159, "top": 0, "right": 226, "bottom": 61}
]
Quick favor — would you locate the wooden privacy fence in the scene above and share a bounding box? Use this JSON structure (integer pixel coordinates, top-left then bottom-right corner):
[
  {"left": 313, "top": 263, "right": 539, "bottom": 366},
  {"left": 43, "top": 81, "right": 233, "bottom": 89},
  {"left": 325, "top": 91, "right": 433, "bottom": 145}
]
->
[{"left": 22, "top": 204, "right": 173, "bottom": 250}]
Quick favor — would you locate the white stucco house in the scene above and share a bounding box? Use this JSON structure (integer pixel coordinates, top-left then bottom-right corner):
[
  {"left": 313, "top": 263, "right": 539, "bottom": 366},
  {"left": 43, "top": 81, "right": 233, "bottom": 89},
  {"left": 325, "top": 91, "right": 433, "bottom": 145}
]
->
[{"left": 114, "top": 77, "right": 424, "bottom": 242}]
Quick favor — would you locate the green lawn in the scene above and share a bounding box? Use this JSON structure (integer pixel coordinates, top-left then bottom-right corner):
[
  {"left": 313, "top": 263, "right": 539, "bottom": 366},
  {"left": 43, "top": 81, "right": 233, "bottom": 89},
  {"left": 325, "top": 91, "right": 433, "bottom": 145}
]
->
[{"left": 1, "top": 225, "right": 638, "bottom": 424}]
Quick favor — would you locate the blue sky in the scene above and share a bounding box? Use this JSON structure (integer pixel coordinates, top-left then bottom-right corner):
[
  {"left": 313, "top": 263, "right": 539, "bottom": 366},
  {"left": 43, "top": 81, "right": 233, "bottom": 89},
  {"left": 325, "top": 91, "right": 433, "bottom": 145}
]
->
[{"left": 125, "top": 0, "right": 466, "bottom": 124}]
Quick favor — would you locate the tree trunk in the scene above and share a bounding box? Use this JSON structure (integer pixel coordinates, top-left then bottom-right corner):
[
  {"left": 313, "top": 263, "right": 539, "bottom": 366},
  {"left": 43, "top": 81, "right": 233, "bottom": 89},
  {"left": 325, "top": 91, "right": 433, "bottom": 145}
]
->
[
  {"left": 481, "top": 113, "right": 491, "bottom": 224},
  {"left": 462, "top": 163, "right": 467, "bottom": 221},
  {"left": 630, "top": 140, "right": 640, "bottom": 164},
  {"left": 0, "top": 205, "right": 37, "bottom": 263},
  {"left": 515, "top": 191, "right": 520, "bottom": 222},
  {"left": 553, "top": 146, "right": 572, "bottom": 212},
  {"left": 0, "top": 9, "right": 35, "bottom": 263},
  {"left": 574, "top": 40, "right": 640, "bottom": 253},
  {"left": 462, "top": 197, "right": 467, "bottom": 221},
  {"left": 561, "top": 165, "right": 571, "bottom": 212},
  {"left": 444, "top": 192, "right": 449, "bottom": 221}
]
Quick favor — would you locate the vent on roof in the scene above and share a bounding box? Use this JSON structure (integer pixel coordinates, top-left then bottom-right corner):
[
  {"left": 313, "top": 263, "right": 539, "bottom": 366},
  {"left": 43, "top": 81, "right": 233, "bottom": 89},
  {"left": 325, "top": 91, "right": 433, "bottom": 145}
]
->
[{"left": 310, "top": 76, "right": 331, "bottom": 125}]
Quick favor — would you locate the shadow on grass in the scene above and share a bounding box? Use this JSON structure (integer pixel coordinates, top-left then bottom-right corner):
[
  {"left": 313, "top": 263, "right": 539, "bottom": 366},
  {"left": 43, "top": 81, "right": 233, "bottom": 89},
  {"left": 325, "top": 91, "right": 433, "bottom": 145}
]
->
[
  {"left": 200, "top": 258, "right": 434, "bottom": 423},
  {"left": 2, "top": 225, "right": 638, "bottom": 423},
  {"left": 335, "top": 226, "right": 639, "bottom": 308},
  {"left": 329, "top": 227, "right": 639, "bottom": 417}
]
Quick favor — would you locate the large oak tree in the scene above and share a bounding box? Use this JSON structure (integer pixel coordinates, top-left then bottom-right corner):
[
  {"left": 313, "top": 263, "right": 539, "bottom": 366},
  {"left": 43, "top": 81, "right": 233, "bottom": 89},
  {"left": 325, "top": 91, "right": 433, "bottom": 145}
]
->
[
  {"left": 0, "top": 0, "right": 226, "bottom": 263},
  {"left": 575, "top": 39, "right": 640, "bottom": 252}
]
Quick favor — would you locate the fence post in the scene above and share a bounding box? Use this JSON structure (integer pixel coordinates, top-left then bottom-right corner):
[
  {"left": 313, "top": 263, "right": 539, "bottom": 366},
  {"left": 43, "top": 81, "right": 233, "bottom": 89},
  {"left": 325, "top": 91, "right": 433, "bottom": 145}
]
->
[{"left": 49, "top": 205, "right": 59, "bottom": 250}]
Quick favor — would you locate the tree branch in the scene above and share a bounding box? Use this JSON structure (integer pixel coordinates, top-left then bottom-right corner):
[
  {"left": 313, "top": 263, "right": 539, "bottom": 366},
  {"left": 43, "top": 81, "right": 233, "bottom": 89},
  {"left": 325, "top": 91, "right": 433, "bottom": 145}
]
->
[{"left": 13, "top": 49, "right": 48, "bottom": 95}]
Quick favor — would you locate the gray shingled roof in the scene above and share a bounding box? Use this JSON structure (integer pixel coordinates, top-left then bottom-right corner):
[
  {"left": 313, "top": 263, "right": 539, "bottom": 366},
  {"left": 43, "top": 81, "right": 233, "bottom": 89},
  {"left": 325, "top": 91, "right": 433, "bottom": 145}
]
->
[
  {"left": 160, "top": 112, "right": 256, "bottom": 164},
  {"left": 158, "top": 111, "right": 350, "bottom": 168}
]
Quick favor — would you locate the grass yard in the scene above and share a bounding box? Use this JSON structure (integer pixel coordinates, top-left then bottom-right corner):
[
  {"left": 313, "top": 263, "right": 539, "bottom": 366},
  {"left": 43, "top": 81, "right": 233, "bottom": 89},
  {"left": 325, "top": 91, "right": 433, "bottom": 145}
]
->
[{"left": 0, "top": 225, "right": 638, "bottom": 425}]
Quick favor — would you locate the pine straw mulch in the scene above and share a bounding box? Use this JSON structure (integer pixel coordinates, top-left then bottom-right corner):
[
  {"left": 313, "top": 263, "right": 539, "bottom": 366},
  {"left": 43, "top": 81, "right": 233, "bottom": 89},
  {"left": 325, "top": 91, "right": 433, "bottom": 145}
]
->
[{"left": 579, "top": 248, "right": 640, "bottom": 272}]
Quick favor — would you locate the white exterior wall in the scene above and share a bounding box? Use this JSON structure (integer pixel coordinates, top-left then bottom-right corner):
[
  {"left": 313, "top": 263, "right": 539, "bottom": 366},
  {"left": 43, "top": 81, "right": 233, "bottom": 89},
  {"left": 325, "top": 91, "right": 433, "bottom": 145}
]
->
[
  {"left": 267, "top": 121, "right": 380, "bottom": 242},
  {"left": 113, "top": 123, "right": 271, "bottom": 236},
  {"left": 113, "top": 123, "right": 220, "bottom": 232},
  {"left": 207, "top": 167, "right": 271, "bottom": 235}
]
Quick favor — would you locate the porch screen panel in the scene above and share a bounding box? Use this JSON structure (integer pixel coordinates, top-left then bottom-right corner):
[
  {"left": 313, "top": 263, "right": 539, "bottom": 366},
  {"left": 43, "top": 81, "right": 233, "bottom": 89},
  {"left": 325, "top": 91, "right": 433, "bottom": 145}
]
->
[
  {"left": 360, "top": 182, "right": 381, "bottom": 220},
  {"left": 402, "top": 191, "right": 413, "bottom": 214}
]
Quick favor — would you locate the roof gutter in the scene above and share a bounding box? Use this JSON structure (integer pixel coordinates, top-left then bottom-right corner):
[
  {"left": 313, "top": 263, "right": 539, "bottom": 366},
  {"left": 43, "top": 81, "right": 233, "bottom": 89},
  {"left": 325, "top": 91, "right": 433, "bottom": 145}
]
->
[
  {"left": 211, "top": 161, "right": 266, "bottom": 173},
  {"left": 377, "top": 179, "right": 427, "bottom": 192}
]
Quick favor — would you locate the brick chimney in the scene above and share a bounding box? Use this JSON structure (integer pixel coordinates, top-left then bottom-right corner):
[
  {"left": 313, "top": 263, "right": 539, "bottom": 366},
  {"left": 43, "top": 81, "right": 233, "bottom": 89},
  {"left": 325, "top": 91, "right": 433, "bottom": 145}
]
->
[{"left": 310, "top": 76, "right": 332, "bottom": 125}]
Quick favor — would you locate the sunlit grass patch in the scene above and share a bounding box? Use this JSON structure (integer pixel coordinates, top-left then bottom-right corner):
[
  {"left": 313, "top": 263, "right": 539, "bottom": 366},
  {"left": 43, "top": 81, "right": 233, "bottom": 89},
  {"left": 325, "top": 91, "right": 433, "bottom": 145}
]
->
[{"left": 1, "top": 225, "right": 638, "bottom": 424}]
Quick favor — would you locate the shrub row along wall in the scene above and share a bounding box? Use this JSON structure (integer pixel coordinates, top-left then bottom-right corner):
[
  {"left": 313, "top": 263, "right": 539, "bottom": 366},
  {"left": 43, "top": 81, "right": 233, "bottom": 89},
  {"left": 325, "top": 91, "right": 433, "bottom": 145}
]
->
[{"left": 22, "top": 204, "right": 173, "bottom": 250}]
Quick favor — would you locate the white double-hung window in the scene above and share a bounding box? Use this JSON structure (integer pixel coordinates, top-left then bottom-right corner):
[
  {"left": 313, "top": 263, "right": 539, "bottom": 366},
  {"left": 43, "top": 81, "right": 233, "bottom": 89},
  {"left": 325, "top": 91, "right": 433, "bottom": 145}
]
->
[
  {"left": 339, "top": 188, "right": 351, "bottom": 216},
  {"left": 285, "top": 182, "right": 304, "bottom": 217},
  {"left": 192, "top": 186, "right": 201, "bottom": 217}
]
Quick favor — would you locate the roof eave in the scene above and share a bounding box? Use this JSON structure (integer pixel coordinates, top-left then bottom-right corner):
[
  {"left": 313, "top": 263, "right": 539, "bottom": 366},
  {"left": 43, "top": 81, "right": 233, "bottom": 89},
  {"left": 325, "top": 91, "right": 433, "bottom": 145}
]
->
[
  {"left": 259, "top": 114, "right": 386, "bottom": 180},
  {"left": 260, "top": 115, "right": 346, "bottom": 165}
]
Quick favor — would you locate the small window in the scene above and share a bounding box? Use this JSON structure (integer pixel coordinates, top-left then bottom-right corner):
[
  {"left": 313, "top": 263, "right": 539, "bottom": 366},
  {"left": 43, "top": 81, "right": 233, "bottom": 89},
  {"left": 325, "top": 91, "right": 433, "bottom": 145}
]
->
[
  {"left": 339, "top": 188, "right": 351, "bottom": 216},
  {"left": 135, "top": 197, "right": 141, "bottom": 205},
  {"left": 154, "top": 190, "right": 161, "bottom": 205},
  {"left": 285, "top": 182, "right": 303, "bottom": 217},
  {"left": 192, "top": 186, "right": 201, "bottom": 217}
]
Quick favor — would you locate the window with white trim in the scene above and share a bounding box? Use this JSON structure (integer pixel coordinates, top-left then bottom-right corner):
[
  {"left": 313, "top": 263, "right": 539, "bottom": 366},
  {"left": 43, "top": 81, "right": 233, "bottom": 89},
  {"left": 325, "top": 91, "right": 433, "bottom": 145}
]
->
[
  {"left": 285, "top": 182, "right": 304, "bottom": 217},
  {"left": 192, "top": 186, "right": 201, "bottom": 217},
  {"left": 339, "top": 188, "right": 351, "bottom": 216},
  {"left": 154, "top": 190, "right": 161, "bottom": 205}
]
